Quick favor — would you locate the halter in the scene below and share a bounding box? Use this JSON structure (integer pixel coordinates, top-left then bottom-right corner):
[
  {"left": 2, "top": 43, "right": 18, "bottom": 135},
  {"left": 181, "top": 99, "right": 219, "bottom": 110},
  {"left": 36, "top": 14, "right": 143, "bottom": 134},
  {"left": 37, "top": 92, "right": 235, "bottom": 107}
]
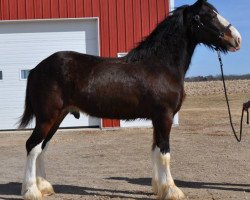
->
[{"left": 193, "top": 14, "right": 232, "bottom": 39}]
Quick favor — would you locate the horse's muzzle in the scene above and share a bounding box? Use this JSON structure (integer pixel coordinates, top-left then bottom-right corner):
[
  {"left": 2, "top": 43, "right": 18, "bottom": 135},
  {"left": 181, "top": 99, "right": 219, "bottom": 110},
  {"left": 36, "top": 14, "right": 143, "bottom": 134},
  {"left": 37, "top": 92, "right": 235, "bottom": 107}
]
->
[{"left": 227, "top": 26, "right": 242, "bottom": 52}]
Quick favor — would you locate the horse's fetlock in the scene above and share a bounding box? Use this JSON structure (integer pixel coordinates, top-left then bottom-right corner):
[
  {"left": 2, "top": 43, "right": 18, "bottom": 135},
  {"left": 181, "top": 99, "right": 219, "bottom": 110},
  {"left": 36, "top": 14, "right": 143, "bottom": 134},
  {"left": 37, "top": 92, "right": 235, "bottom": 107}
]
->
[
  {"left": 36, "top": 177, "right": 55, "bottom": 196},
  {"left": 22, "top": 184, "right": 42, "bottom": 200},
  {"left": 158, "top": 184, "right": 185, "bottom": 200}
]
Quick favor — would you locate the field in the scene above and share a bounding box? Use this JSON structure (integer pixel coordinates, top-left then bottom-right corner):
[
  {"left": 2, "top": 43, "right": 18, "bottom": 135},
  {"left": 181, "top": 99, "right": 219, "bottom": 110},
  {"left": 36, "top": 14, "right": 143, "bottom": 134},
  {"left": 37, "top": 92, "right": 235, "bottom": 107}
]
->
[{"left": 0, "top": 80, "right": 249, "bottom": 200}]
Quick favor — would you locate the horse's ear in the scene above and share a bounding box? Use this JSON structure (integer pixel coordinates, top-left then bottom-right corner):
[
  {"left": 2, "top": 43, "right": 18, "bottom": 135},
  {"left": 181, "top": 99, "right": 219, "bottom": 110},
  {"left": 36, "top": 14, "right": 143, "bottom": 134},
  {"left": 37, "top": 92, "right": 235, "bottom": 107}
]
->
[{"left": 193, "top": 0, "right": 206, "bottom": 8}]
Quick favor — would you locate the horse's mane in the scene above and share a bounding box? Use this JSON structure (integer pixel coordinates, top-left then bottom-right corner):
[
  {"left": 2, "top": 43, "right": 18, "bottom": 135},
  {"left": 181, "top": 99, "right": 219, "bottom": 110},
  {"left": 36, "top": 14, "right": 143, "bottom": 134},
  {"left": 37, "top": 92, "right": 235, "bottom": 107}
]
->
[{"left": 125, "top": 5, "right": 190, "bottom": 63}]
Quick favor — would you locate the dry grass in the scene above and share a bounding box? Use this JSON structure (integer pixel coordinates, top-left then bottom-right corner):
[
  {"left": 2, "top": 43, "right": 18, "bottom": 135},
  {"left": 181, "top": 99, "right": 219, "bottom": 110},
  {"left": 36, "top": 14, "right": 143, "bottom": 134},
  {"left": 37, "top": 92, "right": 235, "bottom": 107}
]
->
[
  {"left": 184, "top": 80, "right": 250, "bottom": 96},
  {"left": 179, "top": 80, "right": 250, "bottom": 136}
]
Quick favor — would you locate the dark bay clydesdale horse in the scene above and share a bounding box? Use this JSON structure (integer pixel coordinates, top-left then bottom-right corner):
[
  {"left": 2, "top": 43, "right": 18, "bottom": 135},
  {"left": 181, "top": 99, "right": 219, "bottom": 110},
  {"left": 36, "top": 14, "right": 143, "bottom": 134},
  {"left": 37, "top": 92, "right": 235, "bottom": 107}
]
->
[{"left": 19, "top": 0, "right": 241, "bottom": 199}]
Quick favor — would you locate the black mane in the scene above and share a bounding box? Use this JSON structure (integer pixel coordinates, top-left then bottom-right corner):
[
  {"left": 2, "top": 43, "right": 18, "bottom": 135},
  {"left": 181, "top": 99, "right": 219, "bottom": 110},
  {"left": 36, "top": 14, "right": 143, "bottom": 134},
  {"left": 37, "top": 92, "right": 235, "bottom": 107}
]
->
[
  {"left": 125, "top": 5, "right": 190, "bottom": 63},
  {"left": 125, "top": 0, "right": 227, "bottom": 64}
]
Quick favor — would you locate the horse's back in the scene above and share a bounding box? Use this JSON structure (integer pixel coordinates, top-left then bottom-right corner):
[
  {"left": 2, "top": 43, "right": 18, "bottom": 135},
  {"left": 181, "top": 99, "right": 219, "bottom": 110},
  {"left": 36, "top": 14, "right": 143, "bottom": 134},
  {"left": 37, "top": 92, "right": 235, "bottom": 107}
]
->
[
  {"left": 27, "top": 51, "right": 181, "bottom": 120},
  {"left": 27, "top": 51, "right": 144, "bottom": 118}
]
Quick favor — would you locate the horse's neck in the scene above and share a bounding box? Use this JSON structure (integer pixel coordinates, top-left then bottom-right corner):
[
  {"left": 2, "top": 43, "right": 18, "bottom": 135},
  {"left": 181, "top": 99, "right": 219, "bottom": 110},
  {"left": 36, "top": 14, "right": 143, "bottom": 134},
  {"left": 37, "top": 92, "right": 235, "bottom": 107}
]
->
[
  {"left": 126, "top": 27, "right": 197, "bottom": 76},
  {"left": 145, "top": 32, "right": 197, "bottom": 77},
  {"left": 164, "top": 36, "right": 197, "bottom": 74}
]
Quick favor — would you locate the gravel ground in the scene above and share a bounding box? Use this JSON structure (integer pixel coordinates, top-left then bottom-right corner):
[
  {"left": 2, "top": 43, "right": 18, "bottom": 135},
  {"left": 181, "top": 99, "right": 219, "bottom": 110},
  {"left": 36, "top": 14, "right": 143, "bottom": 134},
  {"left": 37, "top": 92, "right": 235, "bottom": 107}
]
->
[
  {"left": 0, "top": 127, "right": 249, "bottom": 200},
  {"left": 0, "top": 80, "right": 249, "bottom": 200}
]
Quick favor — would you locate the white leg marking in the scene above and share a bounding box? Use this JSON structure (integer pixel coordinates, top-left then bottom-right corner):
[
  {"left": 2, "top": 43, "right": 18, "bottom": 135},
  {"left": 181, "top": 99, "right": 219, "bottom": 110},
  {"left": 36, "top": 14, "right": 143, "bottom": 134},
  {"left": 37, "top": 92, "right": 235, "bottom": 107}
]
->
[
  {"left": 22, "top": 141, "right": 43, "bottom": 200},
  {"left": 36, "top": 142, "right": 49, "bottom": 178},
  {"left": 36, "top": 142, "right": 55, "bottom": 196},
  {"left": 152, "top": 149, "right": 159, "bottom": 195},
  {"left": 152, "top": 147, "right": 185, "bottom": 200}
]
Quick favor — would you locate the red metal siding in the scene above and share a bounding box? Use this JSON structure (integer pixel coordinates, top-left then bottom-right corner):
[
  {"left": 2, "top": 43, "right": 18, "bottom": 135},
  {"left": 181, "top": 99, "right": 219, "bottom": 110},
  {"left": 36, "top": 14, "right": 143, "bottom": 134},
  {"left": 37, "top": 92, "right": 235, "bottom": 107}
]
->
[
  {"left": 1, "top": 0, "right": 9, "bottom": 20},
  {"left": 125, "top": 0, "right": 134, "bottom": 51},
  {"left": 91, "top": 0, "right": 100, "bottom": 17},
  {"left": 99, "top": 0, "right": 110, "bottom": 57},
  {"left": 117, "top": 0, "right": 126, "bottom": 53},
  {"left": 108, "top": 0, "right": 118, "bottom": 57},
  {"left": 0, "top": 0, "right": 170, "bottom": 127},
  {"left": 157, "top": 0, "right": 167, "bottom": 21},
  {"left": 51, "top": 0, "right": 59, "bottom": 18},
  {"left": 132, "top": 0, "right": 142, "bottom": 47},
  {"left": 9, "top": 0, "right": 18, "bottom": 20},
  {"left": 149, "top": 0, "right": 158, "bottom": 31},
  {"left": 59, "top": 0, "right": 68, "bottom": 18},
  {"left": 17, "top": 0, "right": 26, "bottom": 19},
  {"left": 84, "top": 0, "right": 93, "bottom": 17},
  {"left": 67, "top": 0, "right": 76, "bottom": 18},
  {"left": 26, "top": 0, "right": 34, "bottom": 19},
  {"left": 34, "top": 0, "right": 43, "bottom": 18}
]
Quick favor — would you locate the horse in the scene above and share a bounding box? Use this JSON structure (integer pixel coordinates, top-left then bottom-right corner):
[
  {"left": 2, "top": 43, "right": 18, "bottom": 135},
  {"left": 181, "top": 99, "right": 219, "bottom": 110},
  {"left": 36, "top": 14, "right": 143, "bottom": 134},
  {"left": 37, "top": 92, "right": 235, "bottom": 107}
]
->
[{"left": 19, "top": 0, "right": 241, "bottom": 199}]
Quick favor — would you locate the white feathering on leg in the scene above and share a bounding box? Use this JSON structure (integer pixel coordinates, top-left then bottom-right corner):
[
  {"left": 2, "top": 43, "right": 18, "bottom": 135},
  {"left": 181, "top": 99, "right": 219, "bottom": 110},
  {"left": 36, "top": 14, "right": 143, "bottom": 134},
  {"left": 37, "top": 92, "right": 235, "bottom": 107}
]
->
[
  {"left": 22, "top": 141, "right": 43, "bottom": 200},
  {"left": 152, "top": 146, "right": 185, "bottom": 200},
  {"left": 36, "top": 142, "right": 55, "bottom": 196}
]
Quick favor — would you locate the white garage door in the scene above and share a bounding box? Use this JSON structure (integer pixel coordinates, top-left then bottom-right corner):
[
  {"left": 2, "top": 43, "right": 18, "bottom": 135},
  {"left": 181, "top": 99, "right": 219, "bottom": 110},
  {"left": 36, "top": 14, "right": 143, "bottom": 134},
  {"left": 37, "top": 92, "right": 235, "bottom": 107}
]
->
[{"left": 0, "top": 18, "right": 100, "bottom": 130}]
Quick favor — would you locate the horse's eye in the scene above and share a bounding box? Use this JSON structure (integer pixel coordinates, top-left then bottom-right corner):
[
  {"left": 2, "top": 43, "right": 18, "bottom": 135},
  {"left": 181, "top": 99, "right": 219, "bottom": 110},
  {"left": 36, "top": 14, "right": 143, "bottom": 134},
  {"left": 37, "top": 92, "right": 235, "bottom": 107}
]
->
[
  {"left": 194, "top": 15, "right": 200, "bottom": 22},
  {"left": 219, "top": 32, "right": 225, "bottom": 38}
]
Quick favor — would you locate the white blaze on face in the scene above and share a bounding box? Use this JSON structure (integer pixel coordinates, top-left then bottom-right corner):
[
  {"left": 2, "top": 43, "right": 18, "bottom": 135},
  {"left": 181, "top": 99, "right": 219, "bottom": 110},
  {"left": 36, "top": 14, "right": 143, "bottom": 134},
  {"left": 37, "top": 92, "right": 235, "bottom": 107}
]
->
[
  {"left": 214, "top": 10, "right": 230, "bottom": 27},
  {"left": 213, "top": 10, "right": 242, "bottom": 51}
]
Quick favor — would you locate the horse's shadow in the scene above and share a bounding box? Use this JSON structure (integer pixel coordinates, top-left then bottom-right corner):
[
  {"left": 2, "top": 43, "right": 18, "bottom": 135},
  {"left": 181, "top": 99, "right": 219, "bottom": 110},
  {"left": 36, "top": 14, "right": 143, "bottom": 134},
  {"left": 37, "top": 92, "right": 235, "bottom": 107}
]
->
[
  {"left": 0, "top": 182, "right": 152, "bottom": 200},
  {"left": 1, "top": 178, "right": 249, "bottom": 199},
  {"left": 107, "top": 177, "right": 250, "bottom": 193}
]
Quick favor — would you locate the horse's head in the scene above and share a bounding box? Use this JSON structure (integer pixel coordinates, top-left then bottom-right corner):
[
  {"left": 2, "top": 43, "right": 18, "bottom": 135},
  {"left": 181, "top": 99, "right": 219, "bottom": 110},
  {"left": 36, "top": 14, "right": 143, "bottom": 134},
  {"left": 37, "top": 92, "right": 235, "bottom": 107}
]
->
[{"left": 190, "top": 0, "right": 241, "bottom": 52}]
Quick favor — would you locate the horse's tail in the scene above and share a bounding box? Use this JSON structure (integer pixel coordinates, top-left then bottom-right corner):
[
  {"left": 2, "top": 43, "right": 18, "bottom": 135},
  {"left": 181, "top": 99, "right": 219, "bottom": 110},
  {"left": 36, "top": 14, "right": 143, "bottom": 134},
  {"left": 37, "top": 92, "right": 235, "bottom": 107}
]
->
[{"left": 19, "top": 72, "right": 34, "bottom": 128}]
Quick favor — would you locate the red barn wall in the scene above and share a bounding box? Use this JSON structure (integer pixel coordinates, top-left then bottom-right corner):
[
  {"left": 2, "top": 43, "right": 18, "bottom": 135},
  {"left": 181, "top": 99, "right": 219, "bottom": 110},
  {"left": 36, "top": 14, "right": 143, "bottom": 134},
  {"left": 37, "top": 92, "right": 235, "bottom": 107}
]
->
[{"left": 0, "top": 0, "right": 170, "bottom": 127}]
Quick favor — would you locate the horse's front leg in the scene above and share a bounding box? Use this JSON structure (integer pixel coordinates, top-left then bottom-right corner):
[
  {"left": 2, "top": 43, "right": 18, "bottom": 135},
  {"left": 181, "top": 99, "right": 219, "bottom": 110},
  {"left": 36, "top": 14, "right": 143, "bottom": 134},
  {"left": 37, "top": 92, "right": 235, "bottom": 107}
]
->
[{"left": 152, "top": 112, "right": 185, "bottom": 200}]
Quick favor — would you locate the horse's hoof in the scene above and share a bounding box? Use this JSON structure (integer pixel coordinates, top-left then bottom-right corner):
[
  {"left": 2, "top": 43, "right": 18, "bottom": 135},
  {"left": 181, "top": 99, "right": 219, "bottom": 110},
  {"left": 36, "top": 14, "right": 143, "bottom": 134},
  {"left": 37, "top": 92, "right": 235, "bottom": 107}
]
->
[
  {"left": 22, "top": 184, "right": 42, "bottom": 200},
  {"left": 158, "top": 184, "right": 186, "bottom": 200},
  {"left": 37, "top": 177, "right": 55, "bottom": 196}
]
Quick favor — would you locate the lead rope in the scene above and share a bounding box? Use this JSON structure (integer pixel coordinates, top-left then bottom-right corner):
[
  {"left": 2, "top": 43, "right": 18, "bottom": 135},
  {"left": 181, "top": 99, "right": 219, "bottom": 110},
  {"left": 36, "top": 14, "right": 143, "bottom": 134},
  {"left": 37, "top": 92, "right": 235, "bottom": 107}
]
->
[{"left": 216, "top": 50, "right": 249, "bottom": 142}]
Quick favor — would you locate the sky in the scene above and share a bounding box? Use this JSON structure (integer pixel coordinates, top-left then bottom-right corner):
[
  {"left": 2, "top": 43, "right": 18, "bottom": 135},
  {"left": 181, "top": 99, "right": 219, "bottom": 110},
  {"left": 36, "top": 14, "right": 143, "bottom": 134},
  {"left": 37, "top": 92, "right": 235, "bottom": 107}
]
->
[{"left": 175, "top": 0, "right": 250, "bottom": 77}]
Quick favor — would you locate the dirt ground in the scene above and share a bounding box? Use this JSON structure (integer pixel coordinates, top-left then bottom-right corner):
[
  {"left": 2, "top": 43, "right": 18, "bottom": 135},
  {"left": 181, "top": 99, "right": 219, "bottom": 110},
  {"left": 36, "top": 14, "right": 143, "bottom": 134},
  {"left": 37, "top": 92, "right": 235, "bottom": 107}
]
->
[{"left": 0, "top": 81, "right": 249, "bottom": 200}]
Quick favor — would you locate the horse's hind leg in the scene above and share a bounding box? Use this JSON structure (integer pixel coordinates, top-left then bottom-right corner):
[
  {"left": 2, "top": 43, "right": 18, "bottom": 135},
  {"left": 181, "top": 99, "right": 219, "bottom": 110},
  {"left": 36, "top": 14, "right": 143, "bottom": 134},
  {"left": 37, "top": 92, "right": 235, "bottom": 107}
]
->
[
  {"left": 22, "top": 122, "right": 52, "bottom": 200},
  {"left": 35, "top": 112, "right": 67, "bottom": 197},
  {"left": 22, "top": 112, "right": 66, "bottom": 200},
  {"left": 152, "top": 112, "right": 185, "bottom": 200},
  {"left": 36, "top": 142, "right": 54, "bottom": 197}
]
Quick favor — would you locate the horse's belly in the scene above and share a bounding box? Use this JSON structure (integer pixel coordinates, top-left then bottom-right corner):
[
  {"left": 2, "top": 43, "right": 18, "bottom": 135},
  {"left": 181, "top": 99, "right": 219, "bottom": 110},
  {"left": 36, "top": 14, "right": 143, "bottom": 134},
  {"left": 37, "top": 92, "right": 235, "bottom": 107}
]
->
[{"left": 79, "top": 94, "right": 150, "bottom": 120}]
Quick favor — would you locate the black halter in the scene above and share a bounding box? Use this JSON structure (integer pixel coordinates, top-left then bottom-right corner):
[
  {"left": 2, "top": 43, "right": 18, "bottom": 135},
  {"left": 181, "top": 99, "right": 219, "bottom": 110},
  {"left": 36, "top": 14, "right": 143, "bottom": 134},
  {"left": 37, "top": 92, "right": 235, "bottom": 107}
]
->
[{"left": 193, "top": 14, "right": 232, "bottom": 39}]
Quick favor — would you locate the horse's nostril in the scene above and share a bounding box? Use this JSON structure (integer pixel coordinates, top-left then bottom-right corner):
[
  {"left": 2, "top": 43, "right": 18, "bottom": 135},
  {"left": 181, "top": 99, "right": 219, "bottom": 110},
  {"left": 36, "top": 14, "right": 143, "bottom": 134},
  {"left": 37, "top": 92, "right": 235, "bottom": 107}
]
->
[{"left": 237, "top": 37, "right": 241, "bottom": 45}]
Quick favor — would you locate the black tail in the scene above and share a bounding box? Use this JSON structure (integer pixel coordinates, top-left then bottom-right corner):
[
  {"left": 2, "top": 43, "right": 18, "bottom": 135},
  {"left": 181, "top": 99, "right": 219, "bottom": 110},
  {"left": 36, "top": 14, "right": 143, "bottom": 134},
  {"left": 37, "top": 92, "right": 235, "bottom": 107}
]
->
[{"left": 19, "top": 73, "right": 34, "bottom": 128}]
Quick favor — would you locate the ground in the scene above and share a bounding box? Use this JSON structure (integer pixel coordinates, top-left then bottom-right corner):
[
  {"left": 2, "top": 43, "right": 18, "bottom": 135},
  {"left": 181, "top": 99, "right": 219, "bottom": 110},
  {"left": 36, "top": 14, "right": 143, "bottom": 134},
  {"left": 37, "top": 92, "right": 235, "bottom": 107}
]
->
[{"left": 0, "top": 80, "right": 249, "bottom": 200}]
